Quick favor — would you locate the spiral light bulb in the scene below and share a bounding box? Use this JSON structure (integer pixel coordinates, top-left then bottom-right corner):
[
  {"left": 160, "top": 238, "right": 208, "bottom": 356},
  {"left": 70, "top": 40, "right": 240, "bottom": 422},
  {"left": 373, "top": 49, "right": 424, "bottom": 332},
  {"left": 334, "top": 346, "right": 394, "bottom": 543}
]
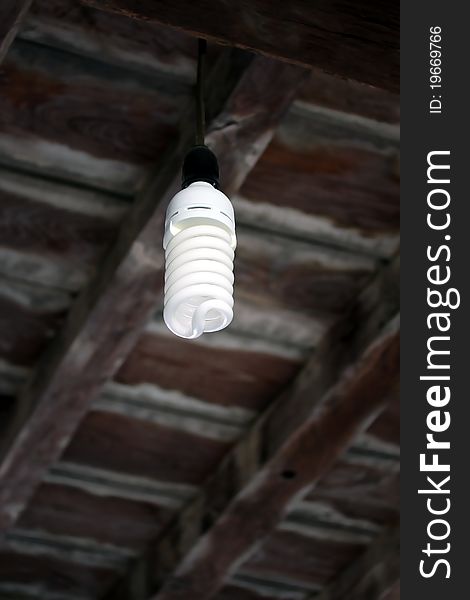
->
[{"left": 163, "top": 146, "right": 236, "bottom": 339}]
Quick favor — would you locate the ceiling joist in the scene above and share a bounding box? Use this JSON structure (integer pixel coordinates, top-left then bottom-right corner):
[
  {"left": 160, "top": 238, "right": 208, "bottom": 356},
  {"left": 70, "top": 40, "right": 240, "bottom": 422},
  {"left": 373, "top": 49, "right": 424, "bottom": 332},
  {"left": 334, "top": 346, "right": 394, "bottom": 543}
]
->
[{"left": 81, "top": 0, "right": 399, "bottom": 91}]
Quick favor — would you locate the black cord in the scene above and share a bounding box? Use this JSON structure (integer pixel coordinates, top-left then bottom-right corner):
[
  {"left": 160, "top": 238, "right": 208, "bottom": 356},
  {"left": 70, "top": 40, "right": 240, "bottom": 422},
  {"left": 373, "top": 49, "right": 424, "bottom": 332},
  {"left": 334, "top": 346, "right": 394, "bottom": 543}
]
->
[{"left": 195, "top": 38, "right": 207, "bottom": 146}]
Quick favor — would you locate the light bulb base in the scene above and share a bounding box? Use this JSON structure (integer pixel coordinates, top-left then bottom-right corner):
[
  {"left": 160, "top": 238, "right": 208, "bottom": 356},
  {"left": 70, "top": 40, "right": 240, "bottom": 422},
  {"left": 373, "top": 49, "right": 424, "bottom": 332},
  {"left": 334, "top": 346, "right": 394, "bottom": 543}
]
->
[{"left": 182, "top": 145, "right": 220, "bottom": 189}]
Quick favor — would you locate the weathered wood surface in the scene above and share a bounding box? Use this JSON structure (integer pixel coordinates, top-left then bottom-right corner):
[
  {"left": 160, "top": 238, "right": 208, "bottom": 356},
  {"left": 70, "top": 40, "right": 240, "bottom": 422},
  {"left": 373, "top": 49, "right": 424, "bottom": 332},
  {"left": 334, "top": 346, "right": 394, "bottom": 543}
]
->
[
  {"left": 149, "top": 334, "right": 398, "bottom": 599},
  {"left": 255, "top": 257, "right": 399, "bottom": 459},
  {"left": 234, "top": 228, "right": 376, "bottom": 317},
  {"left": 239, "top": 528, "right": 367, "bottom": 589},
  {"left": 0, "top": 5, "right": 401, "bottom": 594},
  {"left": 0, "top": 40, "right": 188, "bottom": 192},
  {"left": 81, "top": 0, "right": 399, "bottom": 91},
  {"left": 236, "top": 104, "right": 400, "bottom": 258},
  {"left": 216, "top": 586, "right": 296, "bottom": 600},
  {"left": 0, "top": 174, "right": 121, "bottom": 365},
  {"left": 298, "top": 71, "right": 400, "bottom": 124},
  {"left": 305, "top": 458, "right": 399, "bottom": 528},
  {"left": 0, "top": 52, "right": 306, "bottom": 535},
  {"left": 0, "top": 40, "right": 185, "bottom": 165},
  {"left": 0, "top": 187, "right": 121, "bottom": 266},
  {"left": 217, "top": 582, "right": 310, "bottom": 600},
  {"left": 63, "top": 410, "right": 233, "bottom": 486},
  {"left": 0, "top": 287, "right": 65, "bottom": 367},
  {"left": 18, "top": 482, "right": 174, "bottom": 551},
  {"left": 23, "top": 1, "right": 400, "bottom": 120},
  {"left": 23, "top": 0, "right": 208, "bottom": 79},
  {"left": 115, "top": 331, "right": 302, "bottom": 412},
  {"left": 311, "top": 528, "right": 399, "bottom": 600},
  {"left": 0, "top": 1, "right": 32, "bottom": 63},
  {"left": 0, "top": 166, "right": 128, "bottom": 364},
  {"left": 0, "top": 548, "right": 118, "bottom": 598},
  {"left": 149, "top": 323, "right": 399, "bottom": 600},
  {"left": 104, "top": 258, "right": 399, "bottom": 599},
  {"left": 303, "top": 391, "right": 400, "bottom": 528},
  {"left": 366, "top": 390, "right": 400, "bottom": 448}
]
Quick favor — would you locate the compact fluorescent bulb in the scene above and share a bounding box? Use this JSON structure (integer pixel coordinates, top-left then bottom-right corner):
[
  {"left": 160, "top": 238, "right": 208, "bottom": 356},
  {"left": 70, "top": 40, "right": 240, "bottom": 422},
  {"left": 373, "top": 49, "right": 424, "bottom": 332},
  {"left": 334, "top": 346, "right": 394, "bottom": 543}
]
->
[{"left": 163, "top": 146, "right": 236, "bottom": 339}]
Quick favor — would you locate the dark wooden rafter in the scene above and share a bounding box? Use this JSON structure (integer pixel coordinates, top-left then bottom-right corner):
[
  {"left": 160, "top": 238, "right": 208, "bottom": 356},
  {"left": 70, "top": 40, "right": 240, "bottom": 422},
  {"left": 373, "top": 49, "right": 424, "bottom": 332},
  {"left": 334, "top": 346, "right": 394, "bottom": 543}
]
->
[
  {"left": 0, "top": 0, "right": 32, "bottom": 62},
  {"left": 312, "top": 527, "right": 400, "bottom": 600},
  {"left": 80, "top": 0, "right": 399, "bottom": 91},
  {"left": 105, "top": 258, "right": 399, "bottom": 600},
  {"left": 0, "top": 50, "right": 307, "bottom": 534},
  {"left": 151, "top": 331, "right": 399, "bottom": 598}
]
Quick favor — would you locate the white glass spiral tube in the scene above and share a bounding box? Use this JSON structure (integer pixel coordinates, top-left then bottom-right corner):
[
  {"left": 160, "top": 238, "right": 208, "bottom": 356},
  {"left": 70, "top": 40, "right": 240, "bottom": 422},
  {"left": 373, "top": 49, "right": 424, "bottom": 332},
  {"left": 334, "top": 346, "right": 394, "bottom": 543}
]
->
[{"left": 163, "top": 182, "right": 236, "bottom": 339}]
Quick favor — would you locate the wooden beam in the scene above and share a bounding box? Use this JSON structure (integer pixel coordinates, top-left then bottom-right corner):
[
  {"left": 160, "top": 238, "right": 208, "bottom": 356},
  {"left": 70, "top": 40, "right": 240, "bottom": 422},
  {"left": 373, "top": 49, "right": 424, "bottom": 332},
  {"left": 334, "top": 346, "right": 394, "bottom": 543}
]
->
[
  {"left": 0, "top": 1, "right": 32, "bottom": 63},
  {"left": 81, "top": 0, "right": 399, "bottom": 91},
  {"left": 104, "top": 258, "right": 399, "bottom": 600},
  {"left": 0, "top": 50, "right": 306, "bottom": 534},
  {"left": 152, "top": 325, "right": 400, "bottom": 600},
  {"left": 312, "top": 527, "right": 399, "bottom": 600}
]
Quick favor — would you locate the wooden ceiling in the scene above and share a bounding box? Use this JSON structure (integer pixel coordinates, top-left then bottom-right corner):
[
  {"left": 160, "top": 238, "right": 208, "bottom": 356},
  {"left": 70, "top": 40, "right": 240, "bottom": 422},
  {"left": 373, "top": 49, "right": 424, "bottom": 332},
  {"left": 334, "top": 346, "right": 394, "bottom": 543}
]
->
[{"left": 0, "top": 1, "right": 399, "bottom": 599}]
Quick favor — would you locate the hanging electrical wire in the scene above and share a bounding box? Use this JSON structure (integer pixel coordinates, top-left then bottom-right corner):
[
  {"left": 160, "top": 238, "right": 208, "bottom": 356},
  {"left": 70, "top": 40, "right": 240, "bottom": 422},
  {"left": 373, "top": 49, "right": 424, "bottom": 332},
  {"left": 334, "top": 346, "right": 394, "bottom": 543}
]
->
[{"left": 195, "top": 38, "right": 207, "bottom": 145}]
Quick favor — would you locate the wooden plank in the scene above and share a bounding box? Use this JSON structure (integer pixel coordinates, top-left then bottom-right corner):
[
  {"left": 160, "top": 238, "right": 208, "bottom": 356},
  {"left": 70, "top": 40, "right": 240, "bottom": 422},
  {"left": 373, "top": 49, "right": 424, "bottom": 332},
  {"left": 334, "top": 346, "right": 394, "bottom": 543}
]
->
[
  {"left": 0, "top": 51, "right": 306, "bottom": 534},
  {"left": 298, "top": 71, "right": 399, "bottom": 125},
  {"left": 284, "top": 498, "right": 382, "bottom": 542},
  {"left": 0, "top": 40, "right": 187, "bottom": 193},
  {"left": 216, "top": 585, "right": 301, "bottom": 600},
  {"left": 0, "top": 548, "right": 118, "bottom": 599},
  {"left": 18, "top": 482, "right": 174, "bottom": 551},
  {"left": 23, "top": 0, "right": 210, "bottom": 80},
  {"left": 104, "top": 259, "right": 399, "bottom": 600},
  {"left": 223, "top": 572, "right": 318, "bottom": 600},
  {"left": 115, "top": 330, "right": 302, "bottom": 412},
  {"left": 304, "top": 459, "right": 399, "bottom": 528},
  {"left": 236, "top": 104, "right": 400, "bottom": 258},
  {"left": 0, "top": 291, "right": 65, "bottom": 367},
  {"left": 311, "top": 527, "right": 399, "bottom": 600},
  {"left": 0, "top": 186, "right": 121, "bottom": 267},
  {"left": 62, "top": 410, "right": 233, "bottom": 486},
  {"left": 1, "top": 39, "right": 187, "bottom": 164},
  {"left": 234, "top": 227, "right": 376, "bottom": 318},
  {"left": 81, "top": 0, "right": 399, "bottom": 91},
  {"left": 0, "top": 247, "right": 91, "bottom": 295},
  {"left": 0, "top": 1, "right": 32, "bottom": 63},
  {"left": 0, "top": 167, "right": 129, "bottom": 296},
  {"left": 3, "top": 527, "right": 134, "bottom": 570},
  {"left": 239, "top": 528, "right": 367, "bottom": 589},
  {"left": 302, "top": 390, "right": 400, "bottom": 528}
]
